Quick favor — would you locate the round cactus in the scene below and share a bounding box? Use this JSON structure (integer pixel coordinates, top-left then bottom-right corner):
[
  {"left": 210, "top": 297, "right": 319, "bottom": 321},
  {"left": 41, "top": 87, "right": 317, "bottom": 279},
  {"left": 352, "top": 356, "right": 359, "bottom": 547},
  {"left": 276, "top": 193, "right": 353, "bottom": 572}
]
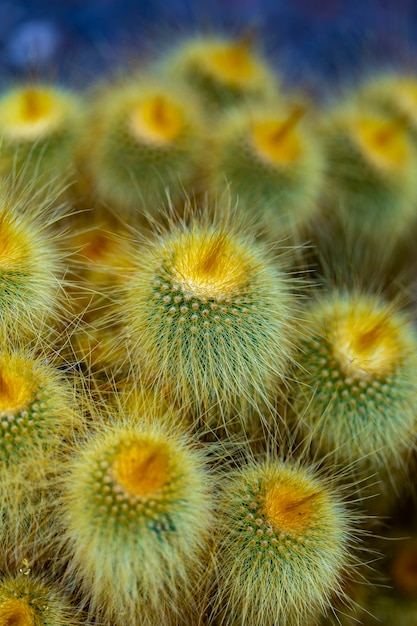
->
[
  {"left": 0, "top": 571, "right": 79, "bottom": 626},
  {"left": 209, "top": 101, "right": 325, "bottom": 237},
  {"left": 0, "top": 83, "right": 84, "bottom": 189},
  {"left": 211, "top": 458, "right": 354, "bottom": 626},
  {"left": 321, "top": 99, "right": 417, "bottom": 244},
  {"left": 292, "top": 290, "right": 417, "bottom": 504},
  {"left": 0, "top": 348, "right": 82, "bottom": 555},
  {"left": 160, "top": 33, "right": 278, "bottom": 111},
  {"left": 357, "top": 72, "right": 417, "bottom": 144},
  {"left": 0, "top": 188, "right": 67, "bottom": 342},
  {"left": 85, "top": 78, "right": 206, "bottom": 215},
  {"left": 60, "top": 418, "right": 211, "bottom": 625},
  {"left": 120, "top": 209, "right": 299, "bottom": 428}
]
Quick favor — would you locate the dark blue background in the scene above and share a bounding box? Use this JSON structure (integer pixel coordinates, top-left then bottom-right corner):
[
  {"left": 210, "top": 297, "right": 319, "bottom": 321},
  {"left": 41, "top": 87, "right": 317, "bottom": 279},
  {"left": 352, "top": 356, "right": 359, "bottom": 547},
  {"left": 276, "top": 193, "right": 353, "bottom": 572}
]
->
[{"left": 0, "top": 0, "right": 416, "bottom": 91}]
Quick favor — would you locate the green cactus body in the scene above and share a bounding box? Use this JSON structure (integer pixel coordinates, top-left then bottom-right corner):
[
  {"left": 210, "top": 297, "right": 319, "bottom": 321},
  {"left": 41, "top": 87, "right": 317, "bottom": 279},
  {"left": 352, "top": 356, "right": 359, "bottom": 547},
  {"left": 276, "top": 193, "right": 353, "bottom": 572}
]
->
[
  {"left": 86, "top": 80, "right": 206, "bottom": 214},
  {"left": 0, "top": 350, "right": 81, "bottom": 549},
  {"left": 162, "top": 35, "right": 278, "bottom": 112},
  {"left": 322, "top": 102, "right": 417, "bottom": 242},
  {"left": 357, "top": 72, "right": 417, "bottom": 146},
  {"left": 0, "top": 84, "right": 84, "bottom": 188},
  {"left": 61, "top": 420, "right": 211, "bottom": 625},
  {"left": 210, "top": 102, "right": 324, "bottom": 236},
  {"left": 0, "top": 573, "right": 78, "bottom": 626},
  {"left": 293, "top": 291, "right": 417, "bottom": 502},
  {"left": 121, "top": 213, "right": 298, "bottom": 425},
  {"left": 212, "top": 460, "right": 353, "bottom": 626},
  {"left": 0, "top": 196, "right": 65, "bottom": 341}
]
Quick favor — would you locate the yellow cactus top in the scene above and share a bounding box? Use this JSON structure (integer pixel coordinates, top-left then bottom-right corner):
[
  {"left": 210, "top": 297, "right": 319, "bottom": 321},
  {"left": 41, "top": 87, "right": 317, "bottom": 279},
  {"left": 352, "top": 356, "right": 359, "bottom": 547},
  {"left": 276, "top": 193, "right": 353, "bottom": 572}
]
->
[
  {"left": 129, "top": 94, "right": 185, "bottom": 146},
  {"left": 0, "top": 85, "right": 77, "bottom": 142},
  {"left": 112, "top": 438, "right": 171, "bottom": 498}
]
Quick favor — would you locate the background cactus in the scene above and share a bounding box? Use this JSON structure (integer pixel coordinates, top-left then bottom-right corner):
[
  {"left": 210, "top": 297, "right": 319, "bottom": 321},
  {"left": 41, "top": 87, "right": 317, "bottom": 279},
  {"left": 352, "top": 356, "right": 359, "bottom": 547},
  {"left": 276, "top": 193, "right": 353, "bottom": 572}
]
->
[{"left": 84, "top": 78, "right": 207, "bottom": 215}]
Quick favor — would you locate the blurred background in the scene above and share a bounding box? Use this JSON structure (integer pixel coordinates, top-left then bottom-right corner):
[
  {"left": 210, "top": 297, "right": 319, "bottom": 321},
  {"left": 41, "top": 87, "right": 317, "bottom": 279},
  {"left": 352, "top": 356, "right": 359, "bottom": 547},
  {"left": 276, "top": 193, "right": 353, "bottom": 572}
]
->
[{"left": 1, "top": 0, "right": 416, "bottom": 90}]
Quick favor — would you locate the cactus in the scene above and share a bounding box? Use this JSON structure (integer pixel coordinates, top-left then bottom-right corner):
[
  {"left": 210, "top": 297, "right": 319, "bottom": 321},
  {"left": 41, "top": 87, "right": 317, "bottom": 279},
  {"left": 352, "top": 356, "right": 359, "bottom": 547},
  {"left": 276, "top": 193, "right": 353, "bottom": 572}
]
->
[
  {"left": 85, "top": 78, "right": 206, "bottom": 215},
  {"left": 357, "top": 72, "right": 417, "bottom": 144},
  {"left": 292, "top": 290, "right": 417, "bottom": 505},
  {"left": 120, "top": 208, "right": 299, "bottom": 427},
  {"left": 0, "top": 83, "right": 84, "bottom": 190},
  {"left": 0, "top": 184, "right": 68, "bottom": 342},
  {"left": 0, "top": 571, "right": 79, "bottom": 626},
  {"left": 0, "top": 23, "right": 416, "bottom": 626},
  {"left": 209, "top": 101, "right": 324, "bottom": 237},
  {"left": 160, "top": 33, "right": 278, "bottom": 111},
  {"left": 321, "top": 99, "right": 417, "bottom": 245},
  {"left": 0, "top": 348, "right": 82, "bottom": 558},
  {"left": 60, "top": 418, "right": 211, "bottom": 625},
  {"left": 211, "top": 458, "right": 355, "bottom": 626}
]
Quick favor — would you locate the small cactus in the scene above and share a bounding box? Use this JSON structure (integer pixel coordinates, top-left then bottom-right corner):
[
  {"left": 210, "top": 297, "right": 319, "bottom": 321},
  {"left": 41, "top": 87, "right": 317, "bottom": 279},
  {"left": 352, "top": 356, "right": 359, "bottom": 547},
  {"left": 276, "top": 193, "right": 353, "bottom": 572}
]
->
[
  {"left": 0, "top": 571, "right": 79, "bottom": 626},
  {"left": 60, "top": 418, "right": 211, "bottom": 625},
  {"left": 293, "top": 290, "right": 417, "bottom": 505},
  {"left": 321, "top": 99, "right": 417, "bottom": 245},
  {"left": 85, "top": 78, "right": 206, "bottom": 215},
  {"left": 0, "top": 348, "right": 82, "bottom": 558},
  {"left": 209, "top": 101, "right": 324, "bottom": 238},
  {"left": 0, "top": 83, "right": 84, "bottom": 189},
  {"left": 0, "top": 185, "right": 67, "bottom": 342},
  {"left": 120, "top": 208, "right": 299, "bottom": 427},
  {"left": 211, "top": 458, "right": 355, "bottom": 626},
  {"left": 160, "top": 33, "right": 278, "bottom": 111}
]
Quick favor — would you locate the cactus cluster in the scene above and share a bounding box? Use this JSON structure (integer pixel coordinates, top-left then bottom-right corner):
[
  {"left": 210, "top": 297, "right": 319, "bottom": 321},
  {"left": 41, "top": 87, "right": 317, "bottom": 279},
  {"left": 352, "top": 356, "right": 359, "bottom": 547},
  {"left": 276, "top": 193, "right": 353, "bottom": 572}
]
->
[{"left": 0, "top": 30, "right": 417, "bottom": 626}]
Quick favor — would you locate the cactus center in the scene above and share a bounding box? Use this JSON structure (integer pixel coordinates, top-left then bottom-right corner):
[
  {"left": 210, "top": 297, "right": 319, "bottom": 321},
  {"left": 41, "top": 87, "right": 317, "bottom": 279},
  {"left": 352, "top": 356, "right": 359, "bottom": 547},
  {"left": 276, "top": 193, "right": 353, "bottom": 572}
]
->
[
  {"left": 113, "top": 440, "right": 170, "bottom": 497},
  {"left": 353, "top": 116, "right": 408, "bottom": 172},
  {"left": 129, "top": 95, "right": 184, "bottom": 146},
  {"left": 0, "top": 599, "right": 35, "bottom": 626},
  {"left": 203, "top": 42, "right": 256, "bottom": 86},
  {"left": 171, "top": 232, "right": 250, "bottom": 299},
  {"left": 263, "top": 480, "right": 320, "bottom": 535},
  {"left": 0, "top": 88, "right": 66, "bottom": 141},
  {"left": 251, "top": 109, "right": 304, "bottom": 167},
  {"left": 332, "top": 310, "right": 399, "bottom": 377},
  {"left": 0, "top": 364, "right": 33, "bottom": 414}
]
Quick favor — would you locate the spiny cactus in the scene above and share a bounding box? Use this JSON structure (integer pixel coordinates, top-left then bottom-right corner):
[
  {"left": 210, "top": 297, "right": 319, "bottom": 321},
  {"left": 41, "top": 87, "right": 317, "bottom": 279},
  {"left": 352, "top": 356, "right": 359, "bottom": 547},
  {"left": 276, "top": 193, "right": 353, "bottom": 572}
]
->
[
  {"left": 321, "top": 99, "right": 417, "bottom": 244},
  {"left": 84, "top": 78, "right": 207, "bottom": 215},
  {"left": 0, "top": 182, "right": 69, "bottom": 342},
  {"left": 0, "top": 83, "right": 84, "bottom": 189},
  {"left": 209, "top": 100, "right": 325, "bottom": 237},
  {"left": 120, "top": 206, "right": 300, "bottom": 429},
  {"left": 0, "top": 570, "right": 80, "bottom": 626},
  {"left": 210, "top": 457, "right": 356, "bottom": 626},
  {"left": 357, "top": 72, "right": 417, "bottom": 144},
  {"left": 0, "top": 347, "right": 83, "bottom": 559},
  {"left": 292, "top": 289, "right": 417, "bottom": 505},
  {"left": 59, "top": 417, "right": 211, "bottom": 625},
  {"left": 160, "top": 33, "right": 278, "bottom": 111}
]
